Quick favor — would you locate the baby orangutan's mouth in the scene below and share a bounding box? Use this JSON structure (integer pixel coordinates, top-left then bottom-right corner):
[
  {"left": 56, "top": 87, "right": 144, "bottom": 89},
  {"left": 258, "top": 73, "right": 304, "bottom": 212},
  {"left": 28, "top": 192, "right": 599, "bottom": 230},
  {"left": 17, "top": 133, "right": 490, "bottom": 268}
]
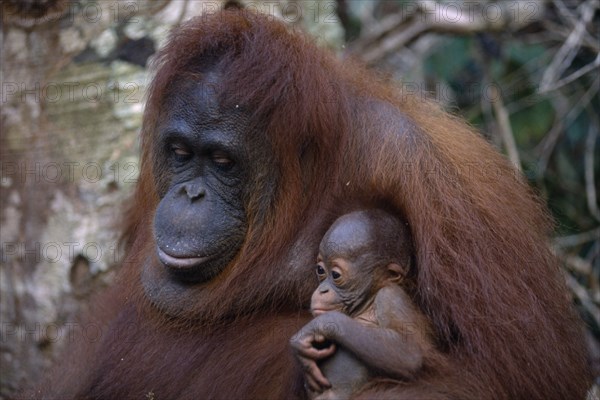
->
[{"left": 311, "top": 308, "right": 336, "bottom": 316}]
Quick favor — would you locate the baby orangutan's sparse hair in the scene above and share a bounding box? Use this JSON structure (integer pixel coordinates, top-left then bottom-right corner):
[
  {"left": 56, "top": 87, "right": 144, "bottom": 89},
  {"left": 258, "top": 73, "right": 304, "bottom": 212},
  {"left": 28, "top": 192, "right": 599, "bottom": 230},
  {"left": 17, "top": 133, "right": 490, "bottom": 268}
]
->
[{"left": 331, "top": 209, "right": 413, "bottom": 272}]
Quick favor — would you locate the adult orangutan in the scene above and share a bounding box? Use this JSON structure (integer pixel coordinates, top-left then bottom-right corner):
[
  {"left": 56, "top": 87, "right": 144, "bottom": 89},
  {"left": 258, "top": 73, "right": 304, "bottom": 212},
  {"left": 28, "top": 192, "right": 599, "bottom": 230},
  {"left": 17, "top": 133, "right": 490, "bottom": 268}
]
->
[{"left": 33, "top": 9, "right": 590, "bottom": 400}]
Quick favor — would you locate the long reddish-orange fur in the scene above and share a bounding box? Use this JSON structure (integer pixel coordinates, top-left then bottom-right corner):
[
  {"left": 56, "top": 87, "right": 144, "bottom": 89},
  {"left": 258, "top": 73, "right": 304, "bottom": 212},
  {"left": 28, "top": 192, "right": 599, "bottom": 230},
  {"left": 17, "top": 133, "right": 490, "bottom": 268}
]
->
[{"left": 33, "top": 9, "right": 590, "bottom": 400}]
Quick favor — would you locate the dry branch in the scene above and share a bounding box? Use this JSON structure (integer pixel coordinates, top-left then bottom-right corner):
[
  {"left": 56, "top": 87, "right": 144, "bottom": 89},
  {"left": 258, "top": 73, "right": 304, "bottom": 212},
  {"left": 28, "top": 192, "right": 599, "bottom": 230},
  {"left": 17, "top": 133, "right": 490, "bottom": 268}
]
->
[
  {"left": 489, "top": 85, "right": 521, "bottom": 171},
  {"left": 351, "top": 0, "right": 546, "bottom": 65},
  {"left": 540, "top": 0, "right": 598, "bottom": 93}
]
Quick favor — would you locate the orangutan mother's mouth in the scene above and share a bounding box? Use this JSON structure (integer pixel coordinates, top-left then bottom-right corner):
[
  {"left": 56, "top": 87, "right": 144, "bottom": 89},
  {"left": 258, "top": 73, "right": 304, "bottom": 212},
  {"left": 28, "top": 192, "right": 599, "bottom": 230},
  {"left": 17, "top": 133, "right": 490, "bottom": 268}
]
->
[{"left": 156, "top": 247, "right": 213, "bottom": 270}]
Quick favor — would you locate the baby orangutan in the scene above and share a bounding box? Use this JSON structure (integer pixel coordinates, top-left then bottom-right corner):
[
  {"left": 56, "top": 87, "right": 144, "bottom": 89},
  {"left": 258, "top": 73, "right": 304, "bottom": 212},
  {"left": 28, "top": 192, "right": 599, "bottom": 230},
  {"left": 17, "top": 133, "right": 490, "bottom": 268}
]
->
[{"left": 291, "top": 210, "right": 441, "bottom": 400}]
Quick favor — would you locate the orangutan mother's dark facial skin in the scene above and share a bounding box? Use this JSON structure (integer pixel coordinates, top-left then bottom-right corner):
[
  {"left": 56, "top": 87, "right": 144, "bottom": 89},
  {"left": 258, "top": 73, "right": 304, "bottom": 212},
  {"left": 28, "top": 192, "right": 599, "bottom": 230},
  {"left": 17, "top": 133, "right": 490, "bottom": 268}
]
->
[{"left": 152, "top": 76, "right": 251, "bottom": 283}]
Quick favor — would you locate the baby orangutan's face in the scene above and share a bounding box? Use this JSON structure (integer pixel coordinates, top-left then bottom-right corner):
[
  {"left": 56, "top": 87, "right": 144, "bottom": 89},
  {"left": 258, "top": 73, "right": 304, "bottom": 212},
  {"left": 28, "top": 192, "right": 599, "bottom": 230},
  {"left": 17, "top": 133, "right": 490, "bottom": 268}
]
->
[{"left": 311, "top": 213, "right": 407, "bottom": 317}]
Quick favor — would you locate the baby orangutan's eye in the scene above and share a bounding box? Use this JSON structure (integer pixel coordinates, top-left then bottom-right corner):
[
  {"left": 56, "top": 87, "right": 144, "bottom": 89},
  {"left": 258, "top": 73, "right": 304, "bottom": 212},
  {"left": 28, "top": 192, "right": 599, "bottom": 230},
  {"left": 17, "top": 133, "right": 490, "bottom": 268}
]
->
[{"left": 316, "top": 265, "right": 326, "bottom": 276}]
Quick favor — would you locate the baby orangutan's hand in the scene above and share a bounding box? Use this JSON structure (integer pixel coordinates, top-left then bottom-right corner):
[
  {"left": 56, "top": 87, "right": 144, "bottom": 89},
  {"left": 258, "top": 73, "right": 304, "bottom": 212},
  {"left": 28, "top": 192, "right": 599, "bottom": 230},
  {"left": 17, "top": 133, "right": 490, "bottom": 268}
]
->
[{"left": 291, "top": 329, "right": 336, "bottom": 392}]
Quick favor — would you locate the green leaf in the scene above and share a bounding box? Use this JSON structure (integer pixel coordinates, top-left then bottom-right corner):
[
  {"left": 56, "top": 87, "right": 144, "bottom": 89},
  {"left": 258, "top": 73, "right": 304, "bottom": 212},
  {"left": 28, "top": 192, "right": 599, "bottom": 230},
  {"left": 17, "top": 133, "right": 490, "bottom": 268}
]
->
[
  {"left": 510, "top": 100, "right": 555, "bottom": 147},
  {"left": 425, "top": 37, "right": 473, "bottom": 81}
]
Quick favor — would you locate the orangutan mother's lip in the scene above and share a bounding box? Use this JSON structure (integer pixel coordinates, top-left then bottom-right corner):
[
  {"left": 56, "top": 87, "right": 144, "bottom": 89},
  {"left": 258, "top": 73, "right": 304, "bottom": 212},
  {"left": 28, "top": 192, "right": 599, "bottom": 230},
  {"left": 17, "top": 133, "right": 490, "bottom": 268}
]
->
[{"left": 157, "top": 247, "right": 211, "bottom": 269}]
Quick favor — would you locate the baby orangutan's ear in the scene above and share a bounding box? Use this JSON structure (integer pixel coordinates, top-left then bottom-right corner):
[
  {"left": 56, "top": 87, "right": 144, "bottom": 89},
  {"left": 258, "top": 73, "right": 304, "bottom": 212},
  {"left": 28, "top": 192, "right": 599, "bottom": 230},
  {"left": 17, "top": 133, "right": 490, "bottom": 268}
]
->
[{"left": 386, "top": 263, "right": 409, "bottom": 284}]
